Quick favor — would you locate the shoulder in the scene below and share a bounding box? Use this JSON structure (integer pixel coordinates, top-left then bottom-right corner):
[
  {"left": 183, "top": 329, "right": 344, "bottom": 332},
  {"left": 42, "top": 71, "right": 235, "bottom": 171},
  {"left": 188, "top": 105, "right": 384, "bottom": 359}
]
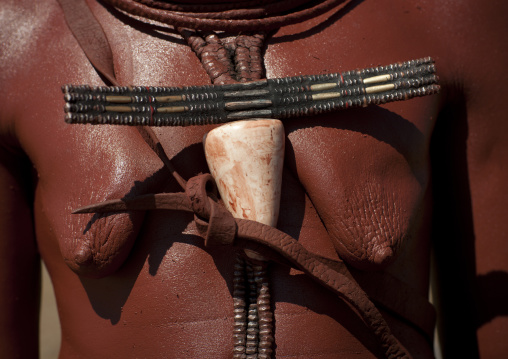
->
[
  {"left": 418, "top": 1, "right": 508, "bottom": 92},
  {"left": 0, "top": 0, "right": 65, "bottom": 83},
  {"left": 0, "top": 0, "right": 67, "bottom": 135},
  {"left": 0, "top": 0, "right": 101, "bottom": 158}
]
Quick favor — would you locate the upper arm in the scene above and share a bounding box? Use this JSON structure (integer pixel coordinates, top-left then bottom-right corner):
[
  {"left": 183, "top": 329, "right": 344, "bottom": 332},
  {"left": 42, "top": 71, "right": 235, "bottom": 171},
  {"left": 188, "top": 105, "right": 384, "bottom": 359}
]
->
[
  {"left": 0, "top": 147, "right": 40, "bottom": 358},
  {"left": 464, "top": 38, "right": 508, "bottom": 359},
  {"left": 0, "top": 2, "right": 42, "bottom": 355},
  {"left": 430, "top": 1, "right": 508, "bottom": 357}
]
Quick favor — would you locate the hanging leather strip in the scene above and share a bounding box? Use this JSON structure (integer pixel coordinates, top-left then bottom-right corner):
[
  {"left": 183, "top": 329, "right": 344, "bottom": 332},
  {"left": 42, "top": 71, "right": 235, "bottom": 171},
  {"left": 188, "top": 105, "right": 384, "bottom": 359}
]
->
[{"left": 57, "top": 0, "right": 119, "bottom": 86}]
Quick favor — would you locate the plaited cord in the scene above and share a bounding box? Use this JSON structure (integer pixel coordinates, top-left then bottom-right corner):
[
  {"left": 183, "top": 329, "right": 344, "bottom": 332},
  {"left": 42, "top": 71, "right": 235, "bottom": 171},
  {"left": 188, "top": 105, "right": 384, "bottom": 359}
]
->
[
  {"left": 233, "top": 256, "right": 274, "bottom": 358},
  {"left": 168, "top": 6, "right": 276, "bottom": 353},
  {"left": 179, "top": 29, "right": 266, "bottom": 84},
  {"left": 100, "top": 0, "right": 349, "bottom": 31}
]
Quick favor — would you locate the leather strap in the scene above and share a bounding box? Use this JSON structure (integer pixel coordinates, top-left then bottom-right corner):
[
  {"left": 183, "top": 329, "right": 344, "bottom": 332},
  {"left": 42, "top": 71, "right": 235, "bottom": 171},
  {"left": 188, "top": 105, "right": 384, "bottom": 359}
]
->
[
  {"left": 57, "top": 0, "right": 118, "bottom": 86},
  {"left": 74, "top": 173, "right": 436, "bottom": 345}
]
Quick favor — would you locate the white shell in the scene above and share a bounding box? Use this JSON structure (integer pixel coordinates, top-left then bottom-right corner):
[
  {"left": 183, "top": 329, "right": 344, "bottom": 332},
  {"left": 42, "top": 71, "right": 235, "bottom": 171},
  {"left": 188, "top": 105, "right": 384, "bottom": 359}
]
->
[{"left": 203, "top": 119, "right": 285, "bottom": 228}]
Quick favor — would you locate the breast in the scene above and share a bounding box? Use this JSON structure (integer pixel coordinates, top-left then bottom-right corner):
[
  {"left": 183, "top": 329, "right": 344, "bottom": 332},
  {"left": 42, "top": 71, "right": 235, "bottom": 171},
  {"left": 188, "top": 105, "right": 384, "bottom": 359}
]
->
[{"left": 284, "top": 106, "right": 431, "bottom": 270}]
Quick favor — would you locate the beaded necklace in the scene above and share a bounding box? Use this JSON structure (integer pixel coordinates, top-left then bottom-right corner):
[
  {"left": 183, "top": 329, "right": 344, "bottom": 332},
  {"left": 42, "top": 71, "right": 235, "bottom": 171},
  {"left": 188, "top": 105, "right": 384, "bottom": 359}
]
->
[
  {"left": 91, "top": 3, "right": 350, "bottom": 357},
  {"left": 58, "top": 1, "right": 439, "bottom": 357}
]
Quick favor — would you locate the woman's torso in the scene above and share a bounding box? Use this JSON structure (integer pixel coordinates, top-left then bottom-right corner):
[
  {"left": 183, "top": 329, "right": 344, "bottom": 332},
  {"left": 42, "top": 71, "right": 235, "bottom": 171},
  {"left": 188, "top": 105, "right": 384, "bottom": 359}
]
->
[{"left": 14, "top": 0, "right": 447, "bottom": 357}]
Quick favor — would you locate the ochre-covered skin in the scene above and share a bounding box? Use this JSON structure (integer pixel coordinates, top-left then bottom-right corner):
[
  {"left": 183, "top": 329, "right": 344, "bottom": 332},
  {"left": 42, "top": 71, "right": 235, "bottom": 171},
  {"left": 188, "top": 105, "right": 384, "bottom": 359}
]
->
[{"left": 1, "top": 0, "right": 507, "bottom": 358}]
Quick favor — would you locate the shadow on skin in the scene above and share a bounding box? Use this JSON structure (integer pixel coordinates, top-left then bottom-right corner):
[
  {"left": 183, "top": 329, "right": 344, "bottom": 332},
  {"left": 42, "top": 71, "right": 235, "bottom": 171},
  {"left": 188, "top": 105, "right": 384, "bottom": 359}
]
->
[
  {"left": 270, "top": 266, "right": 387, "bottom": 357},
  {"left": 271, "top": 0, "right": 365, "bottom": 44},
  {"left": 77, "top": 133, "right": 308, "bottom": 324},
  {"left": 475, "top": 270, "right": 508, "bottom": 327},
  {"left": 78, "top": 142, "right": 197, "bottom": 324},
  {"left": 284, "top": 105, "right": 426, "bottom": 186},
  {"left": 80, "top": 162, "right": 175, "bottom": 235},
  {"left": 430, "top": 89, "right": 479, "bottom": 357}
]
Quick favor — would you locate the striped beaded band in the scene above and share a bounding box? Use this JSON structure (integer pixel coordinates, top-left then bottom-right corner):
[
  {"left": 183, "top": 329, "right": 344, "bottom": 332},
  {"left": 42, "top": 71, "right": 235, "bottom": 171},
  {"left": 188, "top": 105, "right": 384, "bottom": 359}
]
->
[{"left": 63, "top": 57, "right": 439, "bottom": 127}]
